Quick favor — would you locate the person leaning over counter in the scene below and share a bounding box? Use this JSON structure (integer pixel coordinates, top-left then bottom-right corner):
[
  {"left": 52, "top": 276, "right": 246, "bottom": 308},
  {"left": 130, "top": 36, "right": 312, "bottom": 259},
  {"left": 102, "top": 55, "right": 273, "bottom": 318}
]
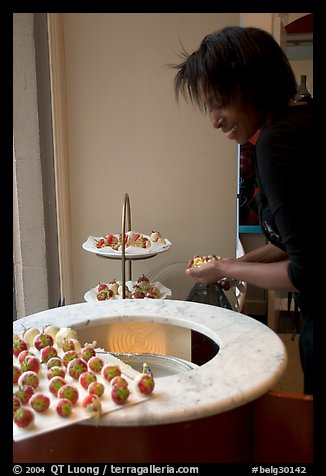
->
[{"left": 171, "top": 26, "right": 313, "bottom": 395}]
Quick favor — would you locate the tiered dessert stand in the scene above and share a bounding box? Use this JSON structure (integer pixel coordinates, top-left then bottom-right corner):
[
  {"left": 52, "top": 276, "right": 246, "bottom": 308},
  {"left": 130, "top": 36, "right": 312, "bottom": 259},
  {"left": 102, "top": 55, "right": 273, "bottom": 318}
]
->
[{"left": 82, "top": 192, "right": 171, "bottom": 299}]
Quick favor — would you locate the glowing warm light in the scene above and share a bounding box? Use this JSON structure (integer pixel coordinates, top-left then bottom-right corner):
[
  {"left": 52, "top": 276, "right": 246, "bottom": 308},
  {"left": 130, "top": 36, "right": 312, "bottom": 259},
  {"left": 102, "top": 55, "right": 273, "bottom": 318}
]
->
[{"left": 107, "top": 322, "right": 168, "bottom": 354}]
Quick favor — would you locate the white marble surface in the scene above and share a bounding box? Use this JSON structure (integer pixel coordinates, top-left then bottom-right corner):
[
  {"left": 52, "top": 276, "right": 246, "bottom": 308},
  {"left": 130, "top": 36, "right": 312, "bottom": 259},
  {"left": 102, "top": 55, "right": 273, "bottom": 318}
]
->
[{"left": 13, "top": 299, "right": 287, "bottom": 427}]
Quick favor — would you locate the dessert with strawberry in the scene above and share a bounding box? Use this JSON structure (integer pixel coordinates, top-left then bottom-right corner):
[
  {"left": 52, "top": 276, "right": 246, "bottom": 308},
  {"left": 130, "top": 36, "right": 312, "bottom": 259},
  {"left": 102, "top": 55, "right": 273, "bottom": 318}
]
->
[
  {"left": 47, "top": 356, "right": 62, "bottom": 369},
  {"left": 97, "top": 283, "right": 108, "bottom": 293},
  {"left": 40, "top": 345, "right": 58, "bottom": 363},
  {"left": 131, "top": 285, "right": 146, "bottom": 299},
  {"left": 58, "top": 384, "right": 79, "bottom": 405},
  {"left": 20, "top": 355, "right": 41, "bottom": 374},
  {"left": 18, "top": 371, "right": 39, "bottom": 389},
  {"left": 150, "top": 230, "right": 166, "bottom": 245},
  {"left": 33, "top": 332, "right": 54, "bottom": 351},
  {"left": 55, "top": 327, "right": 78, "bottom": 348},
  {"left": 111, "top": 383, "right": 130, "bottom": 405},
  {"left": 62, "top": 338, "right": 78, "bottom": 352},
  {"left": 136, "top": 274, "right": 151, "bottom": 291},
  {"left": 108, "top": 279, "right": 119, "bottom": 295},
  {"left": 80, "top": 346, "right": 96, "bottom": 362},
  {"left": 17, "top": 349, "right": 34, "bottom": 363},
  {"left": 102, "top": 364, "right": 121, "bottom": 383},
  {"left": 14, "top": 407, "right": 34, "bottom": 428},
  {"left": 56, "top": 398, "right": 73, "bottom": 417},
  {"left": 43, "top": 325, "right": 60, "bottom": 341},
  {"left": 135, "top": 235, "right": 150, "bottom": 249},
  {"left": 111, "top": 376, "right": 128, "bottom": 388},
  {"left": 29, "top": 393, "right": 51, "bottom": 413},
  {"left": 117, "top": 285, "right": 132, "bottom": 298},
  {"left": 79, "top": 370, "right": 97, "bottom": 390},
  {"left": 13, "top": 365, "right": 22, "bottom": 384},
  {"left": 67, "top": 357, "right": 88, "bottom": 380},
  {"left": 88, "top": 381, "right": 105, "bottom": 398},
  {"left": 62, "top": 350, "right": 79, "bottom": 368},
  {"left": 105, "top": 234, "right": 119, "bottom": 248},
  {"left": 96, "top": 290, "right": 108, "bottom": 301},
  {"left": 22, "top": 327, "right": 40, "bottom": 347},
  {"left": 49, "top": 376, "right": 67, "bottom": 397},
  {"left": 13, "top": 337, "right": 28, "bottom": 357},
  {"left": 13, "top": 395, "right": 21, "bottom": 414},
  {"left": 14, "top": 384, "right": 35, "bottom": 404},
  {"left": 135, "top": 373, "right": 155, "bottom": 396},
  {"left": 88, "top": 356, "right": 104, "bottom": 373},
  {"left": 146, "top": 287, "right": 161, "bottom": 299},
  {"left": 96, "top": 288, "right": 115, "bottom": 301},
  {"left": 47, "top": 366, "right": 66, "bottom": 380},
  {"left": 95, "top": 237, "right": 106, "bottom": 249}
]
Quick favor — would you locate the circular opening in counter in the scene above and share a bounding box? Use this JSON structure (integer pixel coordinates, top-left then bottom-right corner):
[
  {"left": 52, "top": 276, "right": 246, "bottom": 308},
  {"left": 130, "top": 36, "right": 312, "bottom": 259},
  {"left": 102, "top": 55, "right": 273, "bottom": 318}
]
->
[
  {"left": 76, "top": 320, "right": 219, "bottom": 370},
  {"left": 107, "top": 352, "right": 197, "bottom": 378},
  {"left": 191, "top": 329, "right": 219, "bottom": 365}
]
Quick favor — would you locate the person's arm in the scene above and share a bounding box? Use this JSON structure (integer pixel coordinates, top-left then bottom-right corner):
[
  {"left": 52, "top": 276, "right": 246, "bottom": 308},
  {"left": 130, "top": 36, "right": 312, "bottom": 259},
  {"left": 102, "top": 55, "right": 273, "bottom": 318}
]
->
[
  {"left": 186, "top": 254, "right": 297, "bottom": 292},
  {"left": 237, "top": 242, "right": 288, "bottom": 263}
]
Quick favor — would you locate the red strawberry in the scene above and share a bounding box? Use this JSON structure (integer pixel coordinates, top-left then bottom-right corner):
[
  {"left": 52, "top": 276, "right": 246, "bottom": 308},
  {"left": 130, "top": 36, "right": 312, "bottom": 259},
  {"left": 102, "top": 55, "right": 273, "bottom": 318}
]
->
[
  {"left": 111, "top": 383, "right": 130, "bottom": 405},
  {"left": 17, "top": 349, "right": 34, "bottom": 363},
  {"left": 137, "top": 274, "right": 151, "bottom": 291},
  {"left": 88, "top": 356, "right": 104, "bottom": 373},
  {"left": 47, "top": 356, "right": 62, "bottom": 369},
  {"left": 80, "top": 346, "right": 96, "bottom": 362},
  {"left": 41, "top": 345, "right": 58, "bottom": 363},
  {"left": 56, "top": 398, "right": 73, "bottom": 417},
  {"left": 29, "top": 393, "right": 51, "bottom": 413},
  {"left": 79, "top": 371, "right": 97, "bottom": 389},
  {"left": 62, "top": 350, "right": 79, "bottom": 368},
  {"left": 67, "top": 357, "right": 88, "bottom": 380},
  {"left": 14, "top": 407, "right": 34, "bottom": 428},
  {"left": 132, "top": 285, "right": 145, "bottom": 299},
  {"left": 102, "top": 364, "right": 121, "bottom": 382},
  {"left": 95, "top": 238, "right": 105, "bottom": 249},
  {"left": 49, "top": 376, "right": 67, "bottom": 396},
  {"left": 47, "top": 366, "right": 66, "bottom": 380},
  {"left": 96, "top": 291, "right": 108, "bottom": 301},
  {"left": 88, "top": 381, "right": 105, "bottom": 398},
  {"left": 13, "top": 365, "right": 22, "bottom": 384},
  {"left": 97, "top": 283, "right": 108, "bottom": 293},
  {"left": 58, "top": 384, "right": 79, "bottom": 405},
  {"left": 111, "top": 376, "right": 128, "bottom": 387},
  {"left": 62, "top": 338, "right": 77, "bottom": 352},
  {"left": 13, "top": 337, "right": 28, "bottom": 357},
  {"left": 14, "top": 384, "right": 35, "bottom": 404},
  {"left": 135, "top": 373, "right": 155, "bottom": 396},
  {"left": 105, "top": 234, "right": 118, "bottom": 247},
  {"left": 13, "top": 395, "right": 21, "bottom": 414},
  {"left": 33, "top": 332, "right": 54, "bottom": 351},
  {"left": 18, "top": 371, "right": 39, "bottom": 389},
  {"left": 20, "top": 355, "right": 41, "bottom": 373}
]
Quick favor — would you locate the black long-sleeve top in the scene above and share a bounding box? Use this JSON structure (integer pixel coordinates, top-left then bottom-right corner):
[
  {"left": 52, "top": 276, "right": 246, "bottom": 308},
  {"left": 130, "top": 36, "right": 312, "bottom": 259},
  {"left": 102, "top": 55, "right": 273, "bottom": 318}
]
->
[{"left": 254, "top": 102, "right": 313, "bottom": 321}]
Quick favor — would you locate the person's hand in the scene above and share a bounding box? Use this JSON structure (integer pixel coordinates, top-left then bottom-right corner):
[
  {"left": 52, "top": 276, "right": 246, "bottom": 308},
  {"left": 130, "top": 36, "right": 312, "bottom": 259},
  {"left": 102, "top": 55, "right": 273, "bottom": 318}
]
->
[
  {"left": 187, "top": 254, "right": 220, "bottom": 269},
  {"left": 185, "top": 255, "right": 225, "bottom": 285}
]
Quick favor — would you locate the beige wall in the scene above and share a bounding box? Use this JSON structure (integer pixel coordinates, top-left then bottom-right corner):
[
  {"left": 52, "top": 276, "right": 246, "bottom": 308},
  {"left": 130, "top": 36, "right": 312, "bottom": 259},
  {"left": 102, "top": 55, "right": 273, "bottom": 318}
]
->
[{"left": 61, "top": 13, "right": 240, "bottom": 303}]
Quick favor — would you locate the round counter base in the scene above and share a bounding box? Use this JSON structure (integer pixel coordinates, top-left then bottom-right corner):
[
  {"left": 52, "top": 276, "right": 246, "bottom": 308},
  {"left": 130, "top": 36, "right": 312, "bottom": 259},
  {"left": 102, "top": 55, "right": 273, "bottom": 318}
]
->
[{"left": 13, "top": 403, "right": 250, "bottom": 463}]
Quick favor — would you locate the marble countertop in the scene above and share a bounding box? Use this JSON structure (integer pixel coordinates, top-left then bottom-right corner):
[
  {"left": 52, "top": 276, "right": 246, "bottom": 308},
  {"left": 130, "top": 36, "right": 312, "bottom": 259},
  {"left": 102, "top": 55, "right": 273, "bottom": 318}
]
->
[{"left": 13, "top": 299, "right": 287, "bottom": 427}]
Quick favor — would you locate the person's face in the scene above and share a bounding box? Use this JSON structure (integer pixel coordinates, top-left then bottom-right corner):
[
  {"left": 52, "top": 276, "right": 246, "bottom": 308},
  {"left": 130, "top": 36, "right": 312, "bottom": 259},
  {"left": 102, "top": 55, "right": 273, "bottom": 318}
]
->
[{"left": 203, "top": 93, "right": 261, "bottom": 145}]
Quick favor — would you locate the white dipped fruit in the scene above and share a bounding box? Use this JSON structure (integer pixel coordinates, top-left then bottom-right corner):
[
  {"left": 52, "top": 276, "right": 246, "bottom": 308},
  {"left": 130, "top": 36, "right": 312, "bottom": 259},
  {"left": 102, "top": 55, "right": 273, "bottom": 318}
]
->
[{"left": 55, "top": 327, "right": 78, "bottom": 348}]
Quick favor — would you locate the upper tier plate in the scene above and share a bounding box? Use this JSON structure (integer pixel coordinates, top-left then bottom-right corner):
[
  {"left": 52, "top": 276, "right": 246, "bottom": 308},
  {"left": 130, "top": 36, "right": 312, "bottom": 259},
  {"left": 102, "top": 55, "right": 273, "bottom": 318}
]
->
[{"left": 82, "top": 231, "right": 171, "bottom": 260}]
